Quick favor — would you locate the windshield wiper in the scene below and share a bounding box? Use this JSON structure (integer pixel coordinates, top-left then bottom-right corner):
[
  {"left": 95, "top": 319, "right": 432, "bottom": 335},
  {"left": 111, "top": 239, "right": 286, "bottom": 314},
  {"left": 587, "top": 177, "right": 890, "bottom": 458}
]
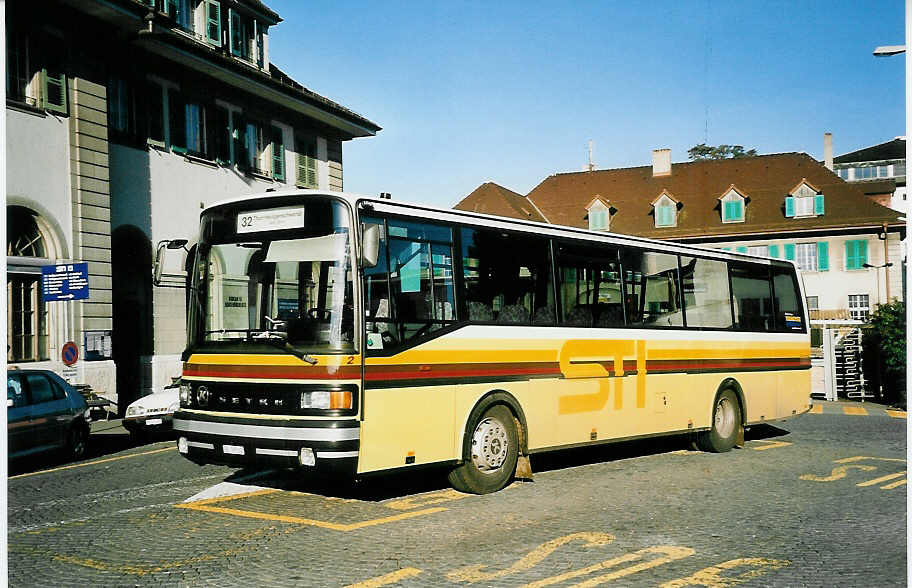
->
[{"left": 259, "top": 337, "right": 318, "bottom": 365}]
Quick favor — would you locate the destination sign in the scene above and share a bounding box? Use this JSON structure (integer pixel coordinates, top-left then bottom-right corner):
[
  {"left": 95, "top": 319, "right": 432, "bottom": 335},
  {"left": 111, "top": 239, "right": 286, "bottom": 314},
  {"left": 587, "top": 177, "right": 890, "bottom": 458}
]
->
[{"left": 237, "top": 206, "right": 306, "bottom": 234}]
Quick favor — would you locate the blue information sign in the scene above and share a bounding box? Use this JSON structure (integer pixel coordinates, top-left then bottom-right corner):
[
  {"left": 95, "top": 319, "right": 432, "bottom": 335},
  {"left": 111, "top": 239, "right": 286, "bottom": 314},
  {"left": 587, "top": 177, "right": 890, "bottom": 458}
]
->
[{"left": 41, "top": 263, "right": 90, "bottom": 302}]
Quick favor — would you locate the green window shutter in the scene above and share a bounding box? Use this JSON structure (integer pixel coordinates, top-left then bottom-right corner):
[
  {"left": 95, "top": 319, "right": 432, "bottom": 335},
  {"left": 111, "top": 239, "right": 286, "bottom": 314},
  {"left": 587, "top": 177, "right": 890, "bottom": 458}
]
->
[
  {"left": 724, "top": 200, "right": 743, "bottom": 222},
  {"left": 784, "top": 243, "right": 796, "bottom": 261},
  {"left": 296, "top": 140, "right": 318, "bottom": 188},
  {"left": 768, "top": 245, "right": 780, "bottom": 258},
  {"left": 722, "top": 247, "right": 731, "bottom": 251},
  {"left": 817, "top": 241, "right": 829, "bottom": 271},
  {"left": 656, "top": 204, "right": 673, "bottom": 226},
  {"left": 845, "top": 240, "right": 867, "bottom": 270},
  {"left": 815, "top": 194, "right": 825, "bottom": 215},
  {"left": 206, "top": 1, "right": 222, "bottom": 45},
  {"left": 858, "top": 240, "right": 868, "bottom": 267},
  {"left": 736, "top": 246, "right": 748, "bottom": 253},
  {"left": 271, "top": 126, "right": 284, "bottom": 181},
  {"left": 785, "top": 196, "right": 795, "bottom": 218},
  {"left": 41, "top": 68, "right": 67, "bottom": 113},
  {"left": 229, "top": 9, "right": 242, "bottom": 56}
]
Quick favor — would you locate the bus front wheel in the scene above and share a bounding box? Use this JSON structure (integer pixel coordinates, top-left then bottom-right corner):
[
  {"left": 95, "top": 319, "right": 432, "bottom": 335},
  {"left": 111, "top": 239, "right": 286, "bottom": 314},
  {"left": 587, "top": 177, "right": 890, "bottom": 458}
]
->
[
  {"left": 448, "top": 405, "right": 518, "bottom": 494},
  {"left": 697, "top": 389, "right": 741, "bottom": 453}
]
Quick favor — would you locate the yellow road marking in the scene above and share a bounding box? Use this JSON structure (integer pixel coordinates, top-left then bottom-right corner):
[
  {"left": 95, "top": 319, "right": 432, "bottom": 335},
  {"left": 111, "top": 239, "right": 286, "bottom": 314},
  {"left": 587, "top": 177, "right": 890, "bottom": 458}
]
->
[
  {"left": 385, "top": 489, "right": 468, "bottom": 510},
  {"left": 523, "top": 545, "right": 694, "bottom": 588},
  {"left": 178, "top": 501, "right": 447, "bottom": 530},
  {"left": 344, "top": 568, "right": 423, "bottom": 588},
  {"left": 836, "top": 456, "right": 907, "bottom": 464},
  {"left": 857, "top": 472, "right": 906, "bottom": 487},
  {"left": 660, "top": 558, "right": 790, "bottom": 588},
  {"left": 751, "top": 440, "right": 792, "bottom": 451},
  {"left": 9, "top": 446, "right": 175, "bottom": 480},
  {"left": 882, "top": 479, "right": 907, "bottom": 490},
  {"left": 800, "top": 464, "right": 877, "bottom": 482},
  {"left": 842, "top": 406, "right": 868, "bottom": 416},
  {"left": 808, "top": 405, "right": 823, "bottom": 414},
  {"left": 886, "top": 410, "right": 907, "bottom": 419},
  {"left": 447, "top": 532, "right": 616, "bottom": 583},
  {"left": 179, "top": 488, "right": 281, "bottom": 505}
]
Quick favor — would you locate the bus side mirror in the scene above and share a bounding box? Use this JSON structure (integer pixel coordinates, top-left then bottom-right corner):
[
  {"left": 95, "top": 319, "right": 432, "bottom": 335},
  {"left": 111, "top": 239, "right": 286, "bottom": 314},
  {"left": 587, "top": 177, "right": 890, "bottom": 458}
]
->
[
  {"left": 361, "top": 224, "right": 380, "bottom": 268},
  {"left": 153, "top": 239, "right": 189, "bottom": 286}
]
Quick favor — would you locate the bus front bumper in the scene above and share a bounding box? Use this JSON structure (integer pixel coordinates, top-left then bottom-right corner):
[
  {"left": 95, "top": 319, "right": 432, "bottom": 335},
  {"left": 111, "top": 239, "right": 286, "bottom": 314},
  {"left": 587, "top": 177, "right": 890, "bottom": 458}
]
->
[{"left": 173, "top": 410, "right": 359, "bottom": 475}]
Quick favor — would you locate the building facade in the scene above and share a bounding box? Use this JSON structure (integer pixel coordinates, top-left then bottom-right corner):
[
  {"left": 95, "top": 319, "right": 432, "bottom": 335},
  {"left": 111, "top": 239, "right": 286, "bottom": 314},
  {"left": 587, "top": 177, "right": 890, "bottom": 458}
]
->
[
  {"left": 6, "top": 0, "right": 380, "bottom": 410},
  {"left": 455, "top": 150, "right": 904, "bottom": 339},
  {"left": 833, "top": 137, "right": 906, "bottom": 213}
]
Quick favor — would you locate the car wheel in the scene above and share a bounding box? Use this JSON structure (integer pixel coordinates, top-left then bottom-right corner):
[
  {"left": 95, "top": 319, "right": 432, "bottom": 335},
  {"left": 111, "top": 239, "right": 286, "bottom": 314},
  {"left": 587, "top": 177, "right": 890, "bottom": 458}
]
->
[{"left": 67, "top": 421, "right": 89, "bottom": 461}]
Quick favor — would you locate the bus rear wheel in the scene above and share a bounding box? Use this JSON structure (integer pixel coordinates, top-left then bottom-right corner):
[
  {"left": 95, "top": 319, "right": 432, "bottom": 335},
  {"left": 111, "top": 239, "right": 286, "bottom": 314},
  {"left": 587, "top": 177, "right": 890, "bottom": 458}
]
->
[
  {"left": 697, "top": 389, "right": 741, "bottom": 453},
  {"left": 448, "top": 405, "right": 518, "bottom": 494}
]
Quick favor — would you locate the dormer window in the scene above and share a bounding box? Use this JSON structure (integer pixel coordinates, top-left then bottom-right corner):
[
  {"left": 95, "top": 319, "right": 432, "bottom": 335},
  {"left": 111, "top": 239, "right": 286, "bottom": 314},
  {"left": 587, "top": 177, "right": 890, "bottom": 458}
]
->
[
  {"left": 585, "top": 196, "right": 613, "bottom": 231},
  {"left": 719, "top": 186, "right": 747, "bottom": 223},
  {"left": 651, "top": 190, "right": 678, "bottom": 228},
  {"left": 785, "top": 179, "right": 825, "bottom": 218},
  {"left": 229, "top": 8, "right": 266, "bottom": 68}
]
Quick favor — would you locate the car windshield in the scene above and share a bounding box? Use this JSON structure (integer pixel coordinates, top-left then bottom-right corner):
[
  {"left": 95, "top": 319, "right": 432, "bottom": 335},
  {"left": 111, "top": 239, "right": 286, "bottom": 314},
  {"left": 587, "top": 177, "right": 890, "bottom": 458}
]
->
[{"left": 191, "top": 198, "right": 355, "bottom": 354}]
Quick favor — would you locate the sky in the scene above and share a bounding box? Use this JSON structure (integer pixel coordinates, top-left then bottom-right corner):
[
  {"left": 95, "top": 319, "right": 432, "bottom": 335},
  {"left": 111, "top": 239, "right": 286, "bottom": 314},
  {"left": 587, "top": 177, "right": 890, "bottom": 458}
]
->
[{"left": 266, "top": 1, "right": 906, "bottom": 209}]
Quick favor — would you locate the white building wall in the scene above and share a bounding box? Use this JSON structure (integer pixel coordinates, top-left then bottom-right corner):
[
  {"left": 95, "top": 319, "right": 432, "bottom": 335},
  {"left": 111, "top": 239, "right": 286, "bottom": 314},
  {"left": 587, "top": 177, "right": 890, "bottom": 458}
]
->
[{"left": 717, "top": 232, "right": 903, "bottom": 312}]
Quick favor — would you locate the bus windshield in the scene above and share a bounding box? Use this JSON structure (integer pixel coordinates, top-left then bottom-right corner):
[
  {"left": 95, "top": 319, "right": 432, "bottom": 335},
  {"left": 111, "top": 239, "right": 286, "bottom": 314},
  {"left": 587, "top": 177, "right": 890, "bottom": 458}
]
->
[{"left": 191, "top": 198, "right": 355, "bottom": 353}]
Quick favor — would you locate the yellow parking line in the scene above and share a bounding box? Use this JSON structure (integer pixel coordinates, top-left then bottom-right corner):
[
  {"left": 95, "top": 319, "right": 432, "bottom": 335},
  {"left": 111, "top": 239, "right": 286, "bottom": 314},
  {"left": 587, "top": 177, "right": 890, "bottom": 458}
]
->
[
  {"left": 808, "top": 405, "right": 823, "bottom": 414},
  {"left": 882, "top": 479, "right": 907, "bottom": 490},
  {"left": 344, "top": 568, "right": 423, "bottom": 588},
  {"left": 9, "top": 446, "right": 175, "bottom": 480},
  {"left": 842, "top": 406, "right": 868, "bottom": 416},
  {"left": 886, "top": 410, "right": 907, "bottom": 419},
  {"left": 751, "top": 440, "right": 792, "bottom": 451},
  {"left": 857, "top": 472, "right": 906, "bottom": 487}
]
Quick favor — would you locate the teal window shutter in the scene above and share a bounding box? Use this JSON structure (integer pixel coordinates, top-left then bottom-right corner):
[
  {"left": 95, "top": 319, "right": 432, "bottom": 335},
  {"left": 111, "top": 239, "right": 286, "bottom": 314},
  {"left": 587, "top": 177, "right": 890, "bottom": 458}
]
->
[
  {"left": 656, "top": 204, "right": 674, "bottom": 227},
  {"left": 722, "top": 247, "right": 731, "bottom": 251},
  {"left": 723, "top": 200, "right": 742, "bottom": 222},
  {"left": 784, "top": 243, "right": 796, "bottom": 261},
  {"left": 271, "top": 126, "right": 285, "bottom": 181},
  {"left": 41, "top": 67, "right": 67, "bottom": 113},
  {"left": 815, "top": 194, "right": 825, "bottom": 215},
  {"left": 736, "top": 246, "right": 748, "bottom": 253},
  {"left": 206, "top": 1, "right": 221, "bottom": 46},
  {"left": 817, "top": 241, "right": 829, "bottom": 271},
  {"left": 769, "top": 245, "right": 780, "bottom": 258},
  {"left": 845, "top": 240, "right": 868, "bottom": 270},
  {"left": 785, "top": 196, "right": 795, "bottom": 218}
]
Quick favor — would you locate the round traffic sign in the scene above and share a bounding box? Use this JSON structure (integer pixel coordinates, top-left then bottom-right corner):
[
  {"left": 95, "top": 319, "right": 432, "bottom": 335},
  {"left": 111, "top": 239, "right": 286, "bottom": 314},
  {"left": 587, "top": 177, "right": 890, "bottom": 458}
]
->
[{"left": 62, "top": 341, "right": 79, "bottom": 366}]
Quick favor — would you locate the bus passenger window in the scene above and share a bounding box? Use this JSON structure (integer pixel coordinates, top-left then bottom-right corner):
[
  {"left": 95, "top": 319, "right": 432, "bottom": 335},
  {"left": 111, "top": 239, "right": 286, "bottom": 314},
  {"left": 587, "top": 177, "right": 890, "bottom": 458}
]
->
[
  {"left": 772, "top": 267, "right": 804, "bottom": 331},
  {"left": 729, "top": 263, "right": 774, "bottom": 331},
  {"left": 461, "top": 228, "right": 553, "bottom": 326},
  {"left": 679, "top": 257, "right": 733, "bottom": 329},
  {"left": 555, "top": 243, "right": 622, "bottom": 328},
  {"left": 621, "top": 250, "right": 683, "bottom": 327}
]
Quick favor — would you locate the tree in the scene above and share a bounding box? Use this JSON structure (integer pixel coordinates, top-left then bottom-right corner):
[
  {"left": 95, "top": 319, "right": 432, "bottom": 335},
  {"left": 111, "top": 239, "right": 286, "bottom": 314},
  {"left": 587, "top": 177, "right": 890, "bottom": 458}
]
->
[
  {"left": 861, "top": 300, "right": 906, "bottom": 408},
  {"left": 688, "top": 144, "right": 758, "bottom": 161}
]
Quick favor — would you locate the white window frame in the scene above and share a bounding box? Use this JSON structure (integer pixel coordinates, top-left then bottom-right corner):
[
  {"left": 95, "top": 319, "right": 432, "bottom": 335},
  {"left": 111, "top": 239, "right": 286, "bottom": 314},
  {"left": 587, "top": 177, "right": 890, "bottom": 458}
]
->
[
  {"left": 720, "top": 189, "right": 746, "bottom": 223},
  {"left": 848, "top": 294, "right": 869, "bottom": 321},
  {"left": 653, "top": 194, "right": 677, "bottom": 228},
  {"left": 587, "top": 200, "right": 610, "bottom": 231},
  {"left": 795, "top": 243, "right": 818, "bottom": 271}
]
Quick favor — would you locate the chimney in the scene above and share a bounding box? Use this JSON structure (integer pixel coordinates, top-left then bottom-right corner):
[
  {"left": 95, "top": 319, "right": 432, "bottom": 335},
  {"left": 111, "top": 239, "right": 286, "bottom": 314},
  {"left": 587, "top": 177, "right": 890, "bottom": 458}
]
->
[
  {"left": 652, "top": 149, "right": 671, "bottom": 177},
  {"left": 824, "top": 132, "right": 833, "bottom": 170}
]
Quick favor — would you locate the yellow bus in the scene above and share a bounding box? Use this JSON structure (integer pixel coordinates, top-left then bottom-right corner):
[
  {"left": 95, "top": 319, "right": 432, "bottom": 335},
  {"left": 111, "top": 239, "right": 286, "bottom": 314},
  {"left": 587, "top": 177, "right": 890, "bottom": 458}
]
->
[{"left": 170, "top": 190, "right": 811, "bottom": 494}]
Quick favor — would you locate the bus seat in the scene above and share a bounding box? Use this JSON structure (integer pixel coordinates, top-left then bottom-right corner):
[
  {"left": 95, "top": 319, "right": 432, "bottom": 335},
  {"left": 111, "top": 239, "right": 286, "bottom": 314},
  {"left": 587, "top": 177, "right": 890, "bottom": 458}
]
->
[
  {"left": 496, "top": 304, "right": 529, "bottom": 324},
  {"left": 532, "top": 305, "right": 556, "bottom": 325},
  {"left": 564, "top": 305, "right": 591, "bottom": 326},
  {"left": 468, "top": 301, "right": 494, "bottom": 322}
]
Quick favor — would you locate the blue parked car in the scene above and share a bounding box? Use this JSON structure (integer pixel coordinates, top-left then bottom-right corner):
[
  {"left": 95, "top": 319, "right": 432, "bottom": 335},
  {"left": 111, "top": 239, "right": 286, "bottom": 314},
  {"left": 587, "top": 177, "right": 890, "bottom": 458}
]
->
[{"left": 7, "top": 369, "right": 91, "bottom": 461}]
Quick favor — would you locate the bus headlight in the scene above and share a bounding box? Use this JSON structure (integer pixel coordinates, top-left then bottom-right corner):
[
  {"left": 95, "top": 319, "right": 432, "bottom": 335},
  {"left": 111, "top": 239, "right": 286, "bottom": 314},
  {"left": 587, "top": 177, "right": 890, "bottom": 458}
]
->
[
  {"left": 180, "top": 382, "right": 193, "bottom": 406},
  {"left": 300, "top": 390, "right": 352, "bottom": 410}
]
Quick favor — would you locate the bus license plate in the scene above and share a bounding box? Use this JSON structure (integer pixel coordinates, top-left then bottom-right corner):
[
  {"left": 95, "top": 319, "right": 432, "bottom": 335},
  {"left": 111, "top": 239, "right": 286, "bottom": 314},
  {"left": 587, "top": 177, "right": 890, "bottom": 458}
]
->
[
  {"left": 146, "top": 418, "right": 162, "bottom": 425},
  {"left": 223, "top": 444, "right": 245, "bottom": 455}
]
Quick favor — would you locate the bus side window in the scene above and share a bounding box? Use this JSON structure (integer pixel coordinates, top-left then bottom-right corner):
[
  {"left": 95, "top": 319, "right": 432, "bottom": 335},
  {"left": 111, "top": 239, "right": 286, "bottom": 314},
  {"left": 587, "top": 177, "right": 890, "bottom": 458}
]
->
[
  {"left": 621, "top": 249, "right": 683, "bottom": 327},
  {"left": 555, "top": 242, "right": 622, "bottom": 328},
  {"left": 729, "top": 263, "right": 774, "bottom": 331},
  {"left": 680, "top": 256, "right": 733, "bottom": 329},
  {"left": 772, "top": 267, "right": 804, "bottom": 331},
  {"left": 460, "top": 228, "right": 553, "bottom": 326}
]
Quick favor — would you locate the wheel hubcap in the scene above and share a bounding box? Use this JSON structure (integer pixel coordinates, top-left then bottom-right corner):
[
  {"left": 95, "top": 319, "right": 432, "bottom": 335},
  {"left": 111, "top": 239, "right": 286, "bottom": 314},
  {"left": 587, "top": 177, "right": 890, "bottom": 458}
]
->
[
  {"left": 471, "top": 417, "right": 508, "bottom": 472},
  {"left": 714, "top": 397, "right": 736, "bottom": 438}
]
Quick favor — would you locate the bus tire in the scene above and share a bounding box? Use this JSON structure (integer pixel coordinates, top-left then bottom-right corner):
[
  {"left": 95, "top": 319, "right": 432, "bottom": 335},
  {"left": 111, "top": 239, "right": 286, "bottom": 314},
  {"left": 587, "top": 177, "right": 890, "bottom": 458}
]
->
[
  {"left": 448, "top": 405, "right": 518, "bottom": 494},
  {"left": 697, "top": 389, "right": 741, "bottom": 453}
]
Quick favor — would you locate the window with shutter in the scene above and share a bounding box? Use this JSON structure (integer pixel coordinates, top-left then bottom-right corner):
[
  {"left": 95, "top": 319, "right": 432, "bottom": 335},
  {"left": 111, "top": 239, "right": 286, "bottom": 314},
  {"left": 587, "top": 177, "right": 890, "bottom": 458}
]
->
[
  {"left": 41, "top": 67, "right": 67, "bottom": 114},
  {"left": 295, "top": 136, "right": 318, "bottom": 188},
  {"left": 655, "top": 204, "right": 675, "bottom": 227},
  {"left": 271, "top": 126, "right": 285, "bottom": 181},
  {"left": 845, "top": 240, "right": 868, "bottom": 270},
  {"left": 817, "top": 241, "right": 829, "bottom": 271},
  {"left": 206, "top": 1, "right": 222, "bottom": 46}
]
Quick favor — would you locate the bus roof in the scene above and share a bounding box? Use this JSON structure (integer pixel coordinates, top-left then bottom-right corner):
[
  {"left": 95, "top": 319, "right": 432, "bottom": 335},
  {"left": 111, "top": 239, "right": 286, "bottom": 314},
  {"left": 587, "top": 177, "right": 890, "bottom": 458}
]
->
[{"left": 203, "top": 189, "right": 795, "bottom": 268}]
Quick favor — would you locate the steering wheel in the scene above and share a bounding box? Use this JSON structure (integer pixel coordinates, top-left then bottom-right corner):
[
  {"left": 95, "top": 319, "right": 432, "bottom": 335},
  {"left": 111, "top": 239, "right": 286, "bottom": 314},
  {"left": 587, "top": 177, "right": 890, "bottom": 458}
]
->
[{"left": 412, "top": 321, "right": 434, "bottom": 339}]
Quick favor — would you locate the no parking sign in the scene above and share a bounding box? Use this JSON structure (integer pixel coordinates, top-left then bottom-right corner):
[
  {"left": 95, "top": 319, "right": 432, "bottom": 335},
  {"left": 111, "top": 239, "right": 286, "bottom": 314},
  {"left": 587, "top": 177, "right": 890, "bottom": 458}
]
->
[{"left": 62, "top": 341, "right": 79, "bottom": 366}]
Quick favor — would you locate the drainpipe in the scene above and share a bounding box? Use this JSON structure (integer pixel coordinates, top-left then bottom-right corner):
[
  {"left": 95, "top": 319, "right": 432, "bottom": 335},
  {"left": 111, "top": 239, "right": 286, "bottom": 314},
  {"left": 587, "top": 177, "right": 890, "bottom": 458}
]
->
[{"left": 883, "top": 223, "right": 890, "bottom": 301}]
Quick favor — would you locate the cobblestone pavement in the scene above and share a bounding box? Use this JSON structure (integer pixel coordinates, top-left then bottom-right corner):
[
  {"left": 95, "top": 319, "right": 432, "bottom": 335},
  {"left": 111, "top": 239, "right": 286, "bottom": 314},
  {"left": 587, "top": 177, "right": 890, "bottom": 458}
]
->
[{"left": 7, "top": 403, "right": 906, "bottom": 587}]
